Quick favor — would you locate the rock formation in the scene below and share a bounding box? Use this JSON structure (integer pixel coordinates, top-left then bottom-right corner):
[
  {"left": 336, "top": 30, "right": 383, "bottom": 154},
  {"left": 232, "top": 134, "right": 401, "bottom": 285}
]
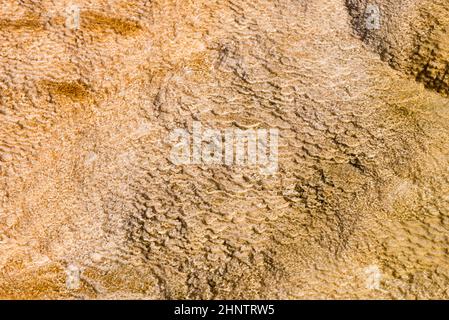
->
[{"left": 0, "top": 0, "right": 448, "bottom": 299}]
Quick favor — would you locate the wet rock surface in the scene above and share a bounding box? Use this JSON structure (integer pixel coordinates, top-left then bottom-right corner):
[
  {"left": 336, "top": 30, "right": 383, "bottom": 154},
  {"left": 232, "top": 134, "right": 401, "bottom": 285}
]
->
[
  {"left": 347, "top": 0, "right": 449, "bottom": 96},
  {"left": 0, "top": 0, "right": 448, "bottom": 299}
]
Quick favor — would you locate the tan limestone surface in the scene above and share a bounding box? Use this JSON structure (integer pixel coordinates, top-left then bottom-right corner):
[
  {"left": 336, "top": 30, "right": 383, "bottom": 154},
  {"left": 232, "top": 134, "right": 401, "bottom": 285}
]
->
[{"left": 0, "top": 0, "right": 448, "bottom": 299}]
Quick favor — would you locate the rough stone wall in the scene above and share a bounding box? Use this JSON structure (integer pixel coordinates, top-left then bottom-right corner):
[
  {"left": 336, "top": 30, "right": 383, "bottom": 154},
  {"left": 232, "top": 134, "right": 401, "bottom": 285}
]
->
[{"left": 0, "top": 0, "right": 448, "bottom": 299}]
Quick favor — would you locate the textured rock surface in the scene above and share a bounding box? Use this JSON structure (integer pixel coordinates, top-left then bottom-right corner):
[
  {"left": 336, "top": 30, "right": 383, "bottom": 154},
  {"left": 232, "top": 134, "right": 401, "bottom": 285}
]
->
[
  {"left": 347, "top": 0, "right": 449, "bottom": 95},
  {"left": 0, "top": 0, "right": 448, "bottom": 299}
]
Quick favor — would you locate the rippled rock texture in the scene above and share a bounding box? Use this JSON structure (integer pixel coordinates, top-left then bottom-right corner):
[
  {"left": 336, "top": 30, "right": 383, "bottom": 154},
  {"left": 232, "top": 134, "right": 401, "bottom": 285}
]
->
[
  {"left": 348, "top": 0, "right": 449, "bottom": 95},
  {"left": 0, "top": 0, "right": 448, "bottom": 299}
]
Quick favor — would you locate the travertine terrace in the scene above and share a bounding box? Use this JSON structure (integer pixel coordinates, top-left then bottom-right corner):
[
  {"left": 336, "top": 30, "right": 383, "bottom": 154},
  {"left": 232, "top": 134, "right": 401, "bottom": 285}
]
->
[{"left": 0, "top": 0, "right": 448, "bottom": 299}]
